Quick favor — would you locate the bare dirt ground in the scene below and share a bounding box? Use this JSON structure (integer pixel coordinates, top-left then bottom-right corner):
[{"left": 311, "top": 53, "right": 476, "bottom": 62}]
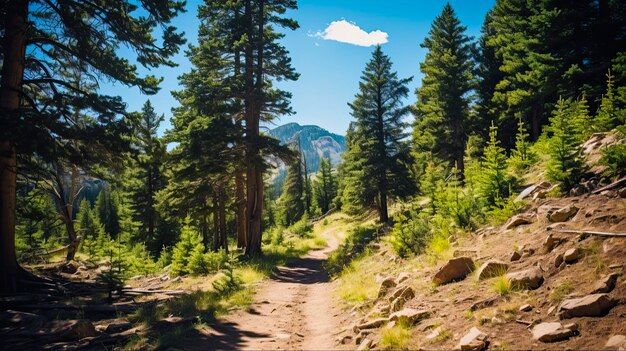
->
[{"left": 198, "top": 226, "right": 351, "bottom": 351}]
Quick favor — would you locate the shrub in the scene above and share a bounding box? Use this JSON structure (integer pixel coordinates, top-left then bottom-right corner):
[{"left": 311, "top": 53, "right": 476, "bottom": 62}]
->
[
  {"left": 390, "top": 209, "right": 430, "bottom": 257},
  {"left": 379, "top": 322, "right": 411, "bottom": 350},
  {"left": 288, "top": 214, "right": 313, "bottom": 237},
  {"left": 171, "top": 224, "right": 203, "bottom": 277},
  {"left": 492, "top": 275, "right": 511, "bottom": 296},
  {"left": 325, "top": 225, "right": 378, "bottom": 275}
]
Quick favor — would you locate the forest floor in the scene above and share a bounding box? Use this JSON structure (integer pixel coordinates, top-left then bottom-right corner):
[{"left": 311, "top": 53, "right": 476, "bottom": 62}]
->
[{"left": 195, "top": 222, "right": 352, "bottom": 350}]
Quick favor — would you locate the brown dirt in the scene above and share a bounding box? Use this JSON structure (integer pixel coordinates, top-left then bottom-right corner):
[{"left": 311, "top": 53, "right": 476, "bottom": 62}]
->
[{"left": 196, "top": 226, "right": 352, "bottom": 351}]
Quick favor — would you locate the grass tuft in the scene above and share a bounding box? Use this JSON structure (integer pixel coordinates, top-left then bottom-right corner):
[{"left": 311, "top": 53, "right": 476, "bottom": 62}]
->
[{"left": 379, "top": 322, "right": 412, "bottom": 350}]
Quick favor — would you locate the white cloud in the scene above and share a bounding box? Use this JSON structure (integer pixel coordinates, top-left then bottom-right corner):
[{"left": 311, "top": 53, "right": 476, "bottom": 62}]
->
[{"left": 311, "top": 20, "right": 388, "bottom": 47}]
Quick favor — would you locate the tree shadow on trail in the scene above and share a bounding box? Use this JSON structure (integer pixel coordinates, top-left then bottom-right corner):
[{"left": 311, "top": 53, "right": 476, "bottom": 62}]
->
[{"left": 270, "top": 257, "right": 329, "bottom": 285}]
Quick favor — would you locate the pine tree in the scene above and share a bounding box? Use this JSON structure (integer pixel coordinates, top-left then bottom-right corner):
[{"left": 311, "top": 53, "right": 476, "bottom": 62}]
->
[
  {"left": 413, "top": 3, "right": 474, "bottom": 174},
  {"left": 508, "top": 117, "right": 536, "bottom": 171},
  {"left": 96, "top": 184, "right": 120, "bottom": 238},
  {"left": 420, "top": 159, "right": 445, "bottom": 216},
  {"left": 0, "top": 0, "right": 184, "bottom": 292},
  {"left": 125, "top": 100, "right": 167, "bottom": 249},
  {"left": 314, "top": 157, "right": 337, "bottom": 214},
  {"left": 595, "top": 70, "right": 619, "bottom": 131},
  {"left": 572, "top": 94, "right": 592, "bottom": 142},
  {"left": 546, "top": 97, "right": 585, "bottom": 189},
  {"left": 346, "top": 46, "right": 413, "bottom": 222},
  {"left": 281, "top": 150, "right": 305, "bottom": 226},
  {"left": 479, "top": 122, "right": 511, "bottom": 205}
]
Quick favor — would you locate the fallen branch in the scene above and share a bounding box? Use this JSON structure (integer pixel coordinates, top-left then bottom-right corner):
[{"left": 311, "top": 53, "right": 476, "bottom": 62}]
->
[
  {"left": 121, "top": 288, "right": 185, "bottom": 295},
  {"left": 591, "top": 176, "right": 626, "bottom": 194},
  {"left": 554, "top": 229, "right": 626, "bottom": 238},
  {"left": 12, "top": 303, "right": 136, "bottom": 313},
  {"left": 515, "top": 319, "right": 533, "bottom": 326}
]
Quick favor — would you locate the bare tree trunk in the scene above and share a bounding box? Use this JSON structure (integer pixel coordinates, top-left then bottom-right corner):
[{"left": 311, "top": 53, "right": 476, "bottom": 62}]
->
[
  {"left": 219, "top": 188, "right": 228, "bottom": 253},
  {"left": 0, "top": 0, "right": 28, "bottom": 293},
  {"left": 235, "top": 172, "right": 246, "bottom": 248},
  {"left": 64, "top": 166, "right": 81, "bottom": 261},
  {"left": 212, "top": 196, "right": 219, "bottom": 252}
]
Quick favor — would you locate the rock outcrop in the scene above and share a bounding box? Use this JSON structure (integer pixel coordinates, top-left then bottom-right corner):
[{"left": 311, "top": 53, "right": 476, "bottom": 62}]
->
[{"left": 432, "top": 257, "right": 475, "bottom": 285}]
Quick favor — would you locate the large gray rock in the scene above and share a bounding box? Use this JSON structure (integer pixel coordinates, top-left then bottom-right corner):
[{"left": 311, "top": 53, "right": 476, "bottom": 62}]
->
[
  {"left": 432, "top": 257, "right": 475, "bottom": 285},
  {"left": 356, "top": 318, "right": 388, "bottom": 331},
  {"left": 563, "top": 248, "right": 580, "bottom": 263},
  {"left": 505, "top": 214, "right": 534, "bottom": 230},
  {"left": 592, "top": 273, "right": 619, "bottom": 294},
  {"left": 506, "top": 267, "right": 544, "bottom": 290},
  {"left": 558, "top": 293, "right": 617, "bottom": 319},
  {"left": 459, "top": 327, "right": 489, "bottom": 351},
  {"left": 549, "top": 206, "right": 579, "bottom": 222},
  {"left": 389, "top": 308, "right": 430, "bottom": 325},
  {"left": 531, "top": 322, "right": 576, "bottom": 343},
  {"left": 476, "top": 260, "right": 509, "bottom": 280}
]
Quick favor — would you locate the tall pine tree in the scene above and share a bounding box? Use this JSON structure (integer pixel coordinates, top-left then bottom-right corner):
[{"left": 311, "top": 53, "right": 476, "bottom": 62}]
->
[{"left": 346, "top": 46, "right": 413, "bottom": 222}]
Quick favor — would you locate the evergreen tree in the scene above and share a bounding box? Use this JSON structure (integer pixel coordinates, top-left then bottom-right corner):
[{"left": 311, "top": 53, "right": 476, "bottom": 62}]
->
[
  {"left": 572, "top": 94, "right": 592, "bottom": 142},
  {"left": 125, "top": 100, "right": 167, "bottom": 248},
  {"left": 96, "top": 184, "right": 120, "bottom": 238},
  {"left": 595, "top": 70, "right": 619, "bottom": 131},
  {"left": 0, "top": 0, "right": 185, "bottom": 292},
  {"left": 508, "top": 117, "right": 537, "bottom": 171},
  {"left": 479, "top": 122, "right": 511, "bottom": 205},
  {"left": 420, "top": 159, "right": 445, "bottom": 216},
  {"left": 314, "top": 157, "right": 337, "bottom": 214},
  {"left": 346, "top": 46, "right": 413, "bottom": 222},
  {"left": 281, "top": 151, "right": 305, "bottom": 226},
  {"left": 546, "top": 97, "right": 585, "bottom": 189},
  {"left": 413, "top": 3, "right": 475, "bottom": 174}
]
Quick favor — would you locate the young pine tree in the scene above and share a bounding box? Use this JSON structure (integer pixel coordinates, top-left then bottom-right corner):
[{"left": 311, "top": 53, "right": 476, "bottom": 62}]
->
[
  {"left": 508, "top": 117, "right": 536, "bottom": 172},
  {"left": 96, "top": 184, "right": 120, "bottom": 238},
  {"left": 595, "top": 70, "right": 619, "bottom": 132},
  {"left": 314, "top": 157, "right": 337, "bottom": 214},
  {"left": 479, "top": 122, "right": 511, "bottom": 205},
  {"left": 546, "top": 97, "right": 585, "bottom": 190},
  {"left": 346, "top": 46, "right": 413, "bottom": 222},
  {"left": 281, "top": 151, "right": 305, "bottom": 226}
]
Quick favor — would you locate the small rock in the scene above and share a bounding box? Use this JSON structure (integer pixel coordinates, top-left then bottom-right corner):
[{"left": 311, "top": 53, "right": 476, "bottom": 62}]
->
[
  {"left": 377, "top": 277, "right": 397, "bottom": 298},
  {"left": 357, "top": 338, "right": 373, "bottom": 351},
  {"left": 519, "top": 304, "right": 533, "bottom": 312},
  {"left": 339, "top": 335, "right": 353, "bottom": 345},
  {"left": 610, "top": 264, "right": 623, "bottom": 269},
  {"left": 531, "top": 322, "right": 575, "bottom": 343},
  {"left": 432, "top": 257, "right": 475, "bottom": 285},
  {"left": 510, "top": 251, "right": 522, "bottom": 262},
  {"left": 426, "top": 326, "right": 443, "bottom": 340},
  {"left": 558, "top": 293, "right": 617, "bottom": 319},
  {"left": 554, "top": 253, "right": 564, "bottom": 268},
  {"left": 543, "top": 234, "right": 557, "bottom": 253},
  {"left": 533, "top": 190, "right": 548, "bottom": 200},
  {"left": 356, "top": 318, "right": 389, "bottom": 330},
  {"left": 388, "top": 285, "right": 415, "bottom": 305},
  {"left": 389, "top": 308, "right": 430, "bottom": 325},
  {"left": 60, "top": 260, "right": 80, "bottom": 274},
  {"left": 491, "top": 316, "right": 504, "bottom": 324},
  {"left": 547, "top": 306, "right": 556, "bottom": 315},
  {"left": 105, "top": 322, "right": 133, "bottom": 334},
  {"left": 606, "top": 335, "right": 626, "bottom": 350},
  {"left": 459, "top": 327, "right": 489, "bottom": 351},
  {"left": 476, "top": 260, "right": 509, "bottom": 280},
  {"left": 563, "top": 323, "right": 579, "bottom": 332},
  {"left": 549, "top": 206, "right": 579, "bottom": 222},
  {"left": 505, "top": 214, "right": 533, "bottom": 230},
  {"left": 397, "top": 272, "right": 411, "bottom": 284},
  {"left": 51, "top": 319, "right": 96, "bottom": 341},
  {"left": 592, "top": 273, "right": 619, "bottom": 293},
  {"left": 619, "top": 188, "right": 626, "bottom": 198},
  {"left": 385, "top": 320, "right": 397, "bottom": 329},
  {"left": 515, "top": 184, "right": 538, "bottom": 202},
  {"left": 507, "top": 267, "right": 544, "bottom": 290},
  {"left": 355, "top": 330, "right": 372, "bottom": 344},
  {"left": 563, "top": 248, "right": 580, "bottom": 263}
]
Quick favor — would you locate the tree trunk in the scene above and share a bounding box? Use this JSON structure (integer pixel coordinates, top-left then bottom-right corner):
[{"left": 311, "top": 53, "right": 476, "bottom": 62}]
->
[
  {"left": 379, "top": 191, "right": 388, "bottom": 223},
  {"left": 0, "top": 0, "right": 28, "bottom": 293},
  {"left": 212, "top": 196, "right": 219, "bottom": 252},
  {"left": 218, "top": 188, "right": 228, "bottom": 253},
  {"left": 244, "top": 0, "right": 264, "bottom": 256},
  {"left": 235, "top": 172, "right": 246, "bottom": 248}
]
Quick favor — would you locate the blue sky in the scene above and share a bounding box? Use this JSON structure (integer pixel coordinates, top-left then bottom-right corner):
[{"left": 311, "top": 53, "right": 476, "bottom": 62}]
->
[{"left": 101, "top": 0, "right": 495, "bottom": 136}]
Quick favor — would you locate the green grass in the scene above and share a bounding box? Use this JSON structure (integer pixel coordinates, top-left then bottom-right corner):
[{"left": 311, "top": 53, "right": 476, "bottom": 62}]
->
[
  {"left": 379, "top": 322, "right": 412, "bottom": 350},
  {"left": 432, "top": 328, "right": 452, "bottom": 342},
  {"left": 336, "top": 254, "right": 379, "bottom": 303},
  {"left": 548, "top": 280, "right": 574, "bottom": 303},
  {"left": 492, "top": 275, "right": 512, "bottom": 296}
]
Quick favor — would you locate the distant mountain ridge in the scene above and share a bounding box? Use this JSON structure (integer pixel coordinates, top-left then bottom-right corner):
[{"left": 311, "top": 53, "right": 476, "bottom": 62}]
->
[{"left": 268, "top": 122, "right": 346, "bottom": 174}]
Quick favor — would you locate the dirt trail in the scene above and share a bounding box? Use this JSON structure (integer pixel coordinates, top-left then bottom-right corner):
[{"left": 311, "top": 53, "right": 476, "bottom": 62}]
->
[{"left": 203, "top": 227, "right": 349, "bottom": 350}]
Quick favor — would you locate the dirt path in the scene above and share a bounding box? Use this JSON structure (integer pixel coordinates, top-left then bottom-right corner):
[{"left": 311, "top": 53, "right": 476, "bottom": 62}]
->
[{"left": 202, "top": 227, "right": 349, "bottom": 350}]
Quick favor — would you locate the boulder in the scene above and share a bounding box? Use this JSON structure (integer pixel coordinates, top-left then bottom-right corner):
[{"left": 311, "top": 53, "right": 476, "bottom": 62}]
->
[
  {"left": 510, "top": 251, "right": 522, "bottom": 262},
  {"left": 377, "top": 277, "right": 397, "bottom": 298},
  {"left": 476, "top": 260, "right": 509, "bottom": 280},
  {"left": 506, "top": 267, "right": 544, "bottom": 290},
  {"left": 592, "top": 273, "right": 619, "bottom": 294},
  {"left": 355, "top": 330, "right": 372, "bottom": 344},
  {"left": 554, "top": 253, "right": 564, "bottom": 268},
  {"left": 459, "top": 327, "right": 489, "bottom": 351},
  {"left": 105, "top": 322, "right": 133, "bottom": 334},
  {"left": 558, "top": 293, "right": 617, "bottom": 319},
  {"left": 389, "top": 308, "right": 430, "bottom": 325},
  {"left": 563, "top": 248, "right": 580, "bottom": 263},
  {"left": 531, "top": 322, "right": 576, "bottom": 343},
  {"left": 51, "top": 319, "right": 96, "bottom": 340},
  {"left": 543, "top": 234, "right": 558, "bottom": 253},
  {"left": 515, "top": 184, "right": 538, "bottom": 202},
  {"left": 432, "top": 257, "right": 475, "bottom": 285},
  {"left": 388, "top": 285, "right": 414, "bottom": 303},
  {"left": 505, "top": 214, "right": 533, "bottom": 230},
  {"left": 397, "top": 272, "right": 411, "bottom": 284},
  {"left": 606, "top": 335, "right": 626, "bottom": 350},
  {"left": 549, "top": 206, "right": 579, "bottom": 223}
]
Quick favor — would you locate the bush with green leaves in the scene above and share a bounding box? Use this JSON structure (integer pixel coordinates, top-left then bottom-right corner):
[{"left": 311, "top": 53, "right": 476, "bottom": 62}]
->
[
  {"left": 171, "top": 224, "right": 204, "bottom": 276},
  {"left": 212, "top": 257, "right": 242, "bottom": 297},
  {"left": 435, "top": 166, "right": 482, "bottom": 229},
  {"left": 325, "top": 225, "right": 379, "bottom": 275},
  {"left": 390, "top": 209, "right": 431, "bottom": 257},
  {"left": 288, "top": 214, "right": 313, "bottom": 237}
]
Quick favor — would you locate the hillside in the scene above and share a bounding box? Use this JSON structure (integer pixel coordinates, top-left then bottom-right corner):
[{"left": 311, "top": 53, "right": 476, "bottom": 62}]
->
[{"left": 268, "top": 122, "right": 346, "bottom": 174}]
